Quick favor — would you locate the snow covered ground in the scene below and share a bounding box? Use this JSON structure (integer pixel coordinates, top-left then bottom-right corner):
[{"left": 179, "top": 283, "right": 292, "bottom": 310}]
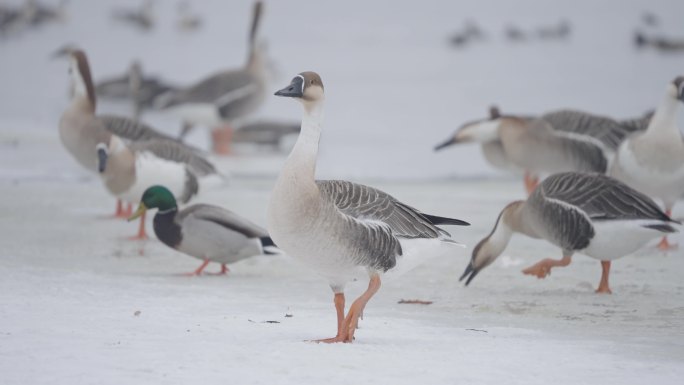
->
[
  {"left": 2, "top": 133, "right": 684, "bottom": 384},
  {"left": 2, "top": 0, "right": 684, "bottom": 384}
]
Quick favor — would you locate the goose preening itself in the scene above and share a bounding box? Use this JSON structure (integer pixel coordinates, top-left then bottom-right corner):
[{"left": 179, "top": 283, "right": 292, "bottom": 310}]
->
[
  {"left": 129, "top": 186, "right": 275, "bottom": 275},
  {"left": 435, "top": 106, "right": 652, "bottom": 194},
  {"left": 435, "top": 106, "right": 609, "bottom": 194},
  {"left": 611, "top": 77, "right": 684, "bottom": 250},
  {"left": 156, "top": 1, "right": 267, "bottom": 154},
  {"left": 461, "top": 172, "right": 678, "bottom": 294},
  {"left": 111, "top": 0, "right": 154, "bottom": 31},
  {"left": 268, "top": 72, "right": 470, "bottom": 343},
  {"left": 56, "top": 48, "right": 216, "bottom": 228}
]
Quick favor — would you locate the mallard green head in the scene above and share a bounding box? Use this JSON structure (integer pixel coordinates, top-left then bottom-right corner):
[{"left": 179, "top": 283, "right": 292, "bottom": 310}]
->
[{"left": 128, "top": 185, "right": 178, "bottom": 221}]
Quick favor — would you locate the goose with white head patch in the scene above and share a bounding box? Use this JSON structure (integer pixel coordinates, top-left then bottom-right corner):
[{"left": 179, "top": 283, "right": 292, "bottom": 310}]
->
[{"left": 269, "top": 72, "right": 470, "bottom": 343}]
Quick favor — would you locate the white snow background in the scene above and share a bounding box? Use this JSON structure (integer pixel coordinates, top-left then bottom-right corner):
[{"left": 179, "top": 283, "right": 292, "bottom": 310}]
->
[{"left": 1, "top": 0, "right": 683, "bottom": 384}]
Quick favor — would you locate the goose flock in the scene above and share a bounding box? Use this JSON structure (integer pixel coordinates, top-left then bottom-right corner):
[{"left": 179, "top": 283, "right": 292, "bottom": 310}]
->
[{"left": 48, "top": 1, "right": 684, "bottom": 344}]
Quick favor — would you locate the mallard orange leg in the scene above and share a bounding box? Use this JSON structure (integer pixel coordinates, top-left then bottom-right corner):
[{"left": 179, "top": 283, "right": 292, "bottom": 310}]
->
[
  {"left": 522, "top": 255, "right": 572, "bottom": 278},
  {"left": 206, "top": 264, "right": 230, "bottom": 276},
  {"left": 184, "top": 259, "right": 211, "bottom": 276},
  {"left": 128, "top": 211, "right": 148, "bottom": 240},
  {"left": 595, "top": 261, "right": 612, "bottom": 294}
]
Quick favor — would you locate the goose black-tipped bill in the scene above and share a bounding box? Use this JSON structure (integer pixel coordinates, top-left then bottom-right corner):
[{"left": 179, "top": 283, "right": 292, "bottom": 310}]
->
[
  {"left": 434, "top": 138, "right": 457, "bottom": 151},
  {"left": 459, "top": 263, "right": 479, "bottom": 286},
  {"left": 274, "top": 76, "right": 304, "bottom": 98},
  {"left": 97, "top": 147, "right": 108, "bottom": 173}
]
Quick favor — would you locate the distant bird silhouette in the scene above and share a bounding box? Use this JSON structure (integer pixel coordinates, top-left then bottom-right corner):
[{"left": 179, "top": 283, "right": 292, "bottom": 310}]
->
[
  {"left": 635, "top": 31, "right": 684, "bottom": 53},
  {"left": 176, "top": 1, "right": 201, "bottom": 32},
  {"left": 449, "top": 20, "right": 485, "bottom": 48},
  {"left": 505, "top": 24, "right": 527, "bottom": 41},
  {"left": 112, "top": 0, "right": 154, "bottom": 31},
  {"left": 641, "top": 11, "right": 659, "bottom": 27},
  {"left": 536, "top": 20, "right": 571, "bottom": 40}
]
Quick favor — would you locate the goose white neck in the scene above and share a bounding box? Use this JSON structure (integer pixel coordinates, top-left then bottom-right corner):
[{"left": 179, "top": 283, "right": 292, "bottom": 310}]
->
[
  {"left": 648, "top": 89, "right": 681, "bottom": 137},
  {"left": 69, "top": 59, "right": 96, "bottom": 113},
  {"left": 283, "top": 100, "right": 324, "bottom": 182},
  {"left": 486, "top": 209, "right": 515, "bottom": 253}
]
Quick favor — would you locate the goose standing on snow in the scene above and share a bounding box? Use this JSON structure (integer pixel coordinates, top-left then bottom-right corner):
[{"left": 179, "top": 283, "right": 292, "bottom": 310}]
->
[
  {"left": 461, "top": 172, "right": 677, "bottom": 293},
  {"left": 129, "top": 185, "right": 276, "bottom": 275},
  {"left": 268, "top": 72, "right": 470, "bottom": 343},
  {"left": 56, "top": 48, "right": 194, "bottom": 217},
  {"left": 156, "top": 1, "right": 268, "bottom": 154},
  {"left": 435, "top": 106, "right": 609, "bottom": 194},
  {"left": 611, "top": 76, "right": 684, "bottom": 250}
]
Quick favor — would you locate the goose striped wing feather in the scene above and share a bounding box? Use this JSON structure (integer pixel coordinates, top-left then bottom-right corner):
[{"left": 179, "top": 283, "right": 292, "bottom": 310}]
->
[
  {"left": 128, "top": 139, "right": 217, "bottom": 177},
  {"left": 317, "top": 180, "right": 448, "bottom": 239},
  {"left": 99, "top": 115, "right": 177, "bottom": 142},
  {"left": 538, "top": 172, "right": 670, "bottom": 222},
  {"left": 542, "top": 110, "right": 647, "bottom": 150}
]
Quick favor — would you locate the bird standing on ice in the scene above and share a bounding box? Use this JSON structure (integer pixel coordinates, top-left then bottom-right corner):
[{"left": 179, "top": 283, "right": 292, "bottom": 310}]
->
[
  {"left": 56, "top": 47, "right": 198, "bottom": 218},
  {"left": 268, "top": 72, "right": 470, "bottom": 343},
  {"left": 610, "top": 76, "right": 684, "bottom": 250},
  {"left": 461, "top": 172, "right": 678, "bottom": 293},
  {"left": 129, "top": 185, "right": 276, "bottom": 275}
]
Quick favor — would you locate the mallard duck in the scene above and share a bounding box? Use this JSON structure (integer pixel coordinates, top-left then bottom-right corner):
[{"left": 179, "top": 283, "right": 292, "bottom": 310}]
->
[
  {"left": 461, "top": 172, "right": 678, "bottom": 293},
  {"left": 268, "top": 72, "right": 470, "bottom": 343},
  {"left": 129, "top": 185, "right": 275, "bottom": 275}
]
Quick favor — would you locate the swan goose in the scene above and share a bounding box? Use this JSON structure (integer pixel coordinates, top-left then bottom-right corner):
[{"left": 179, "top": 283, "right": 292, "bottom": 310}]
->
[{"left": 268, "top": 72, "right": 470, "bottom": 343}]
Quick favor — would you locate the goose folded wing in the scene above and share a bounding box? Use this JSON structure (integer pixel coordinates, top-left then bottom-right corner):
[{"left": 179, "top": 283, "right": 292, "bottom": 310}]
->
[
  {"left": 539, "top": 172, "right": 670, "bottom": 222},
  {"left": 543, "top": 109, "right": 644, "bottom": 150},
  {"left": 128, "top": 139, "right": 217, "bottom": 176},
  {"left": 99, "top": 115, "right": 177, "bottom": 142},
  {"left": 317, "top": 180, "right": 447, "bottom": 239}
]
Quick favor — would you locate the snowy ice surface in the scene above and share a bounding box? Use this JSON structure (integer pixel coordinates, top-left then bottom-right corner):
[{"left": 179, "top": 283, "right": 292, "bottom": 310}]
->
[
  {"left": 1, "top": 0, "right": 684, "bottom": 384},
  {"left": 2, "top": 133, "right": 684, "bottom": 384}
]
